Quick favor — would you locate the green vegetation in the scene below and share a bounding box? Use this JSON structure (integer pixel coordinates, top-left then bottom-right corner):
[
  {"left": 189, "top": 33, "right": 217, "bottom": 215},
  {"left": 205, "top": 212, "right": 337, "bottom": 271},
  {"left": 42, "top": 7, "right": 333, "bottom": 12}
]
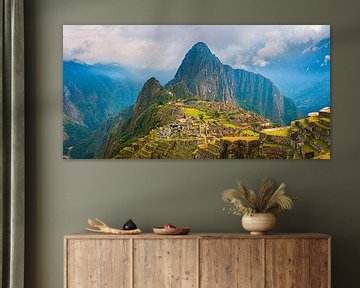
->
[
  {"left": 243, "top": 129, "right": 259, "bottom": 136},
  {"left": 261, "top": 127, "right": 290, "bottom": 137},
  {"left": 184, "top": 107, "right": 203, "bottom": 117},
  {"left": 293, "top": 152, "right": 303, "bottom": 160},
  {"left": 219, "top": 115, "right": 238, "bottom": 128},
  {"left": 222, "top": 136, "right": 259, "bottom": 142},
  {"left": 262, "top": 143, "right": 291, "bottom": 149},
  {"left": 123, "top": 146, "right": 134, "bottom": 152},
  {"left": 313, "top": 152, "right": 330, "bottom": 160},
  {"left": 303, "top": 143, "right": 317, "bottom": 154},
  {"left": 310, "top": 139, "right": 330, "bottom": 153},
  {"left": 320, "top": 117, "right": 330, "bottom": 123},
  {"left": 221, "top": 122, "right": 238, "bottom": 128},
  {"left": 63, "top": 113, "right": 95, "bottom": 158},
  {"left": 313, "top": 121, "right": 330, "bottom": 130},
  {"left": 184, "top": 106, "right": 238, "bottom": 128},
  {"left": 212, "top": 111, "right": 220, "bottom": 118},
  {"left": 291, "top": 119, "right": 307, "bottom": 126},
  {"left": 184, "top": 107, "right": 208, "bottom": 118},
  {"left": 307, "top": 116, "right": 319, "bottom": 123}
]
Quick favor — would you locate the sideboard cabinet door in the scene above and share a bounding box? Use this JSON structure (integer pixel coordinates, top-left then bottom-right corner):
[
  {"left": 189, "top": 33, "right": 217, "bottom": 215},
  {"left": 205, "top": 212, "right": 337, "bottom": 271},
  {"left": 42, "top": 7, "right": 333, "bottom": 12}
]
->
[
  {"left": 200, "top": 239, "right": 264, "bottom": 288},
  {"left": 265, "top": 239, "right": 330, "bottom": 288},
  {"left": 266, "top": 239, "right": 309, "bottom": 288},
  {"left": 66, "top": 239, "right": 131, "bottom": 288},
  {"left": 309, "top": 239, "right": 330, "bottom": 288},
  {"left": 134, "top": 239, "right": 198, "bottom": 288}
]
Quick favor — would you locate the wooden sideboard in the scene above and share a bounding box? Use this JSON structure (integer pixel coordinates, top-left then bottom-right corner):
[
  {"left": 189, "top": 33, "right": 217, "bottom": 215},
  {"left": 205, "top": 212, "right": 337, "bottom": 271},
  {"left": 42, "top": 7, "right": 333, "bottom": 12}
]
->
[{"left": 64, "top": 233, "right": 330, "bottom": 288}]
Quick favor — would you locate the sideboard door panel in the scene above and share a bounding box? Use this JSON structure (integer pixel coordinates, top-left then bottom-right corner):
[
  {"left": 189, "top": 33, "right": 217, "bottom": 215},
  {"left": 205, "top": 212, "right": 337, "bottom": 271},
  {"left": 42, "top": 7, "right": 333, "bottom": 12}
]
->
[
  {"left": 200, "top": 239, "right": 264, "bottom": 288},
  {"left": 310, "top": 239, "right": 330, "bottom": 288},
  {"left": 265, "top": 239, "right": 310, "bottom": 288},
  {"left": 66, "top": 239, "right": 131, "bottom": 288},
  {"left": 133, "top": 239, "right": 198, "bottom": 288}
]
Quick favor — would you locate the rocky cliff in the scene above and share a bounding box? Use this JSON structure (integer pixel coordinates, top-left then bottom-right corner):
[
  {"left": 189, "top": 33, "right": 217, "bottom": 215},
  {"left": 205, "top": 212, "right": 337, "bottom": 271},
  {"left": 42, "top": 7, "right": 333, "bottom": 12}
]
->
[{"left": 167, "top": 42, "right": 300, "bottom": 125}]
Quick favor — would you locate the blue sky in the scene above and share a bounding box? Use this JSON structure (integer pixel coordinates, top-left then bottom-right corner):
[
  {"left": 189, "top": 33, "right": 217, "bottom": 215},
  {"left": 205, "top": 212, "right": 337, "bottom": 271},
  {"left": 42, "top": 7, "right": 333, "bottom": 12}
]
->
[{"left": 63, "top": 25, "right": 330, "bottom": 72}]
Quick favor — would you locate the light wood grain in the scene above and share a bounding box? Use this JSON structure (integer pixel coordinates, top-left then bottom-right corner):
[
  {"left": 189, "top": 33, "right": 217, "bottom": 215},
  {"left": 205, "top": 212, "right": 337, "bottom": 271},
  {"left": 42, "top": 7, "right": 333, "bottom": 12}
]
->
[
  {"left": 200, "top": 238, "right": 264, "bottom": 288},
  {"left": 65, "top": 233, "right": 330, "bottom": 240},
  {"left": 265, "top": 239, "right": 310, "bottom": 288},
  {"left": 310, "top": 239, "right": 330, "bottom": 288},
  {"left": 64, "top": 233, "right": 331, "bottom": 288},
  {"left": 133, "top": 239, "right": 198, "bottom": 288},
  {"left": 66, "top": 239, "right": 131, "bottom": 288}
]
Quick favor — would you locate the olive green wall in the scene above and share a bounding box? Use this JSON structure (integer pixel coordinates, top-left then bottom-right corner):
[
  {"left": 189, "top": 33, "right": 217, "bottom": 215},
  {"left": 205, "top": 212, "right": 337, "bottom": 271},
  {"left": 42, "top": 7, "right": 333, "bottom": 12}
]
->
[{"left": 24, "top": 0, "right": 360, "bottom": 287}]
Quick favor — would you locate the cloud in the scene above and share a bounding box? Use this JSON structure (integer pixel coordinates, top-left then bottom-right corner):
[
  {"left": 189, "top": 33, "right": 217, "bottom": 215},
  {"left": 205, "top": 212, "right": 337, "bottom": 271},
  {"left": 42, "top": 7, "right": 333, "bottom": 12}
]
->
[
  {"left": 252, "top": 40, "right": 287, "bottom": 67},
  {"left": 63, "top": 25, "right": 330, "bottom": 71},
  {"left": 253, "top": 59, "right": 269, "bottom": 67},
  {"left": 321, "top": 55, "right": 331, "bottom": 66}
]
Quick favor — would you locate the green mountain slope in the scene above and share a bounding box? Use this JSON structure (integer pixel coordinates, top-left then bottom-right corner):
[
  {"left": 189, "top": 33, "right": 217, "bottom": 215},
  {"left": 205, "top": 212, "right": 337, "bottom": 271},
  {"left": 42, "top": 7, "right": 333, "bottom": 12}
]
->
[
  {"left": 63, "top": 60, "right": 142, "bottom": 158},
  {"left": 102, "top": 77, "right": 330, "bottom": 160}
]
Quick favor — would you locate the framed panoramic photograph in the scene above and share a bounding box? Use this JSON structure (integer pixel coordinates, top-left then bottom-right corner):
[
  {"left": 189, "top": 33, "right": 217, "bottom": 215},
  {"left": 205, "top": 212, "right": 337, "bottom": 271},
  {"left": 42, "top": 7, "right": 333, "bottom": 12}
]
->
[{"left": 63, "top": 25, "right": 330, "bottom": 159}]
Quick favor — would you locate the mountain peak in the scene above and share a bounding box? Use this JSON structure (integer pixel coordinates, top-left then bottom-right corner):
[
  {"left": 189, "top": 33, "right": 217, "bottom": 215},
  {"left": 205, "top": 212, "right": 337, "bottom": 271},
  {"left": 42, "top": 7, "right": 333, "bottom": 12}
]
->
[
  {"left": 144, "top": 77, "right": 161, "bottom": 87},
  {"left": 166, "top": 41, "right": 228, "bottom": 102},
  {"left": 167, "top": 42, "right": 300, "bottom": 124},
  {"left": 138, "top": 77, "right": 163, "bottom": 100},
  {"left": 190, "top": 42, "right": 212, "bottom": 53},
  {"left": 133, "top": 77, "right": 166, "bottom": 114},
  {"left": 185, "top": 42, "right": 215, "bottom": 60},
  {"left": 72, "top": 59, "right": 88, "bottom": 65}
]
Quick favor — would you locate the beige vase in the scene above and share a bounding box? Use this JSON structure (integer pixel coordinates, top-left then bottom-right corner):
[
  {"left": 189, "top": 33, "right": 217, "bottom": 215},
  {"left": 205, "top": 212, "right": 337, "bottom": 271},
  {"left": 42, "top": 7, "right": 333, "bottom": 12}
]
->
[{"left": 242, "top": 213, "right": 276, "bottom": 235}]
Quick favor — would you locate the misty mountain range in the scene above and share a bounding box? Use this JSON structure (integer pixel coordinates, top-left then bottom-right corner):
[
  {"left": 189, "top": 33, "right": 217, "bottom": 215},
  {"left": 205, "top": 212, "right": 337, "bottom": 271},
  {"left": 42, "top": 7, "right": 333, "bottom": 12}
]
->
[{"left": 253, "top": 37, "right": 330, "bottom": 114}]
